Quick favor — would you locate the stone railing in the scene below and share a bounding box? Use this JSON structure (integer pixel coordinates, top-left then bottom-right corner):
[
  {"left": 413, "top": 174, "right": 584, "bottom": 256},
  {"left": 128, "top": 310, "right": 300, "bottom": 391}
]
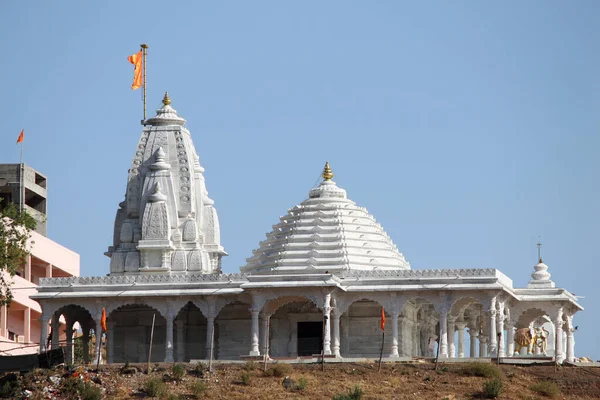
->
[
  {"left": 340, "top": 268, "right": 498, "bottom": 279},
  {"left": 39, "top": 273, "right": 248, "bottom": 287}
]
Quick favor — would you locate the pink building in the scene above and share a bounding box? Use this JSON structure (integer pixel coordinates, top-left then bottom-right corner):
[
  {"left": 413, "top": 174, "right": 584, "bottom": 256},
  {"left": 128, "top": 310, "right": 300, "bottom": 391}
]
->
[{"left": 0, "top": 163, "right": 80, "bottom": 355}]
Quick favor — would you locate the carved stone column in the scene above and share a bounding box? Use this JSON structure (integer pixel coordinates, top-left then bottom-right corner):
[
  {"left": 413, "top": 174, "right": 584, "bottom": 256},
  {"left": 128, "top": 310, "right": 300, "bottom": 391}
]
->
[
  {"left": 288, "top": 316, "right": 298, "bottom": 357},
  {"left": 565, "top": 315, "right": 575, "bottom": 363},
  {"left": 468, "top": 329, "right": 477, "bottom": 358},
  {"left": 506, "top": 322, "right": 515, "bottom": 357},
  {"left": 487, "top": 296, "right": 497, "bottom": 356},
  {"left": 390, "top": 311, "right": 399, "bottom": 357},
  {"left": 439, "top": 310, "right": 448, "bottom": 358},
  {"left": 447, "top": 317, "right": 456, "bottom": 358},
  {"left": 249, "top": 308, "right": 260, "bottom": 356},
  {"left": 260, "top": 313, "right": 269, "bottom": 357},
  {"left": 82, "top": 327, "right": 90, "bottom": 364},
  {"left": 341, "top": 314, "right": 349, "bottom": 356},
  {"left": 176, "top": 321, "right": 185, "bottom": 362},
  {"left": 165, "top": 312, "right": 174, "bottom": 363},
  {"left": 332, "top": 311, "right": 341, "bottom": 358},
  {"left": 206, "top": 316, "right": 215, "bottom": 359},
  {"left": 107, "top": 321, "right": 115, "bottom": 364},
  {"left": 480, "top": 335, "right": 488, "bottom": 357},
  {"left": 456, "top": 322, "right": 466, "bottom": 358},
  {"left": 497, "top": 302, "right": 505, "bottom": 357},
  {"left": 323, "top": 293, "right": 332, "bottom": 355},
  {"left": 39, "top": 314, "right": 50, "bottom": 353},
  {"left": 51, "top": 314, "right": 59, "bottom": 350},
  {"left": 554, "top": 308, "right": 564, "bottom": 363},
  {"left": 94, "top": 312, "right": 103, "bottom": 364}
]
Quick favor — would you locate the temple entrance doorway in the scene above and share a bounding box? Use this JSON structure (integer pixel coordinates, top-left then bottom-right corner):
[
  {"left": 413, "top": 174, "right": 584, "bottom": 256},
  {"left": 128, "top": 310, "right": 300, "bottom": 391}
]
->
[{"left": 297, "top": 321, "right": 323, "bottom": 356}]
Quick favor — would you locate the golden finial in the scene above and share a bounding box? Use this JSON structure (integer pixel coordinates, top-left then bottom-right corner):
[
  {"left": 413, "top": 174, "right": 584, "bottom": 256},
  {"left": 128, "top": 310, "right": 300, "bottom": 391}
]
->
[
  {"left": 162, "top": 91, "right": 171, "bottom": 106},
  {"left": 322, "top": 161, "right": 333, "bottom": 181}
]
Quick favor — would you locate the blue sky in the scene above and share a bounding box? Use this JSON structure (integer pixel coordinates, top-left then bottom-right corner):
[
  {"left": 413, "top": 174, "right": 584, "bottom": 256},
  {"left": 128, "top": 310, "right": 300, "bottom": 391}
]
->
[{"left": 1, "top": 2, "right": 598, "bottom": 359}]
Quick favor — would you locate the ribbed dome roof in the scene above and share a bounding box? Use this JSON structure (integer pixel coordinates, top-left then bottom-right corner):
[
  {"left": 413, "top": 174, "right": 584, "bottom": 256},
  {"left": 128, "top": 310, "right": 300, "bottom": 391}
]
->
[{"left": 241, "top": 163, "right": 410, "bottom": 275}]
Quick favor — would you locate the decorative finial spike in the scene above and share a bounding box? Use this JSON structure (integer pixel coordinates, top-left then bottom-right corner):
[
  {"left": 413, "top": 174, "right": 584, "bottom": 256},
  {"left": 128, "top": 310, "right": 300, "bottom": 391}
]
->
[
  {"left": 322, "top": 161, "right": 333, "bottom": 181},
  {"left": 162, "top": 91, "right": 171, "bottom": 106},
  {"left": 537, "top": 238, "right": 543, "bottom": 263}
]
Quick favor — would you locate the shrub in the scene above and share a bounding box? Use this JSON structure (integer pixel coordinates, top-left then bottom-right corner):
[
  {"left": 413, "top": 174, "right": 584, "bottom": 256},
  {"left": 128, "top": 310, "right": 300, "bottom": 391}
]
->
[
  {"left": 294, "top": 377, "right": 307, "bottom": 391},
  {"left": 267, "top": 363, "right": 291, "bottom": 377},
  {"left": 531, "top": 381, "right": 560, "bottom": 398},
  {"left": 482, "top": 378, "right": 503, "bottom": 399},
  {"left": 332, "top": 385, "right": 363, "bottom": 400},
  {"left": 172, "top": 364, "right": 186, "bottom": 381},
  {"left": 189, "top": 380, "right": 207, "bottom": 398},
  {"left": 240, "top": 372, "right": 252, "bottom": 385},
  {"left": 80, "top": 382, "right": 102, "bottom": 400},
  {"left": 60, "top": 376, "right": 84, "bottom": 399},
  {"left": 144, "top": 377, "right": 167, "bottom": 398},
  {"left": 243, "top": 361, "right": 256, "bottom": 371},
  {"left": 460, "top": 362, "right": 501, "bottom": 379},
  {"left": 0, "top": 374, "right": 22, "bottom": 399},
  {"left": 194, "top": 362, "right": 207, "bottom": 377}
]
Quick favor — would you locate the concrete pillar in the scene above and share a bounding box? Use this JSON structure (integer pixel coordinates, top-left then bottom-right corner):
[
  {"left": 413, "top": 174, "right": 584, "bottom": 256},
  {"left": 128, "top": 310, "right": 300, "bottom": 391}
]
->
[
  {"left": 439, "top": 310, "right": 448, "bottom": 358},
  {"left": 323, "top": 293, "right": 331, "bottom": 355},
  {"left": 249, "top": 308, "right": 260, "bottom": 356},
  {"left": 341, "top": 314, "right": 349, "bottom": 356},
  {"left": 82, "top": 327, "right": 90, "bottom": 364},
  {"left": 206, "top": 316, "right": 215, "bottom": 360},
  {"left": 24, "top": 254, "right": 31, "bottom": 281},
  {"left": 497, "top": 303, "right": 505, "bottom": 357},
  {"left": 45, "top": 264, "right": 52, "bottom": 278},
  {"left": 332, "top": 312, "right": 341, "bottom": 358},
  {"left": 176, "top": 321, "right": 185, "bottom": 362},
  {"left": 411, "top": 320, "right": 419, "bottom": 356},
  {"left": 23, "top": 307, "right": 31, "bottom": 343},
  {"left": 487, "top": 297, "right": 497, "bottom": 356},
  {"left": 390, "top": 311, "right": 399, "bottom": 357},
  {"left": 0, "top": 305, "right": 7, "bottom": 337},
  {"left": 468, "top": 329, "right": 477, "bottom": 358},
  {"left": 566, "top": 329, "right": 575, "bottom": 363},
  {"left": 165, "top": 313, "right": 174, "bottom": 362},
  {"left": 39, "top": 314, "right": 50, "bottom": 353},
  {"left": 94, "top": 314, "right": 103, "bottom": 364},
  {"left": 506, "top": 323, "right": 515, "bottom": 357},
  {"left": 51, "top": 314, "right": 59, "bottom": 349},
  {"left": 456, "top": 322, "right": 466, "bottom": 358},
  {"left": 448, "top": 317, "right": 456, "bottom": 358},
  {"left": 554, "top": 309, "right": 564, "bottom": 363},
  {"left": 65, "top": 318, "right": 74, "bottom": 365},
  {"left": 480, "top": 336, "right": 488, "bottom": 358}
]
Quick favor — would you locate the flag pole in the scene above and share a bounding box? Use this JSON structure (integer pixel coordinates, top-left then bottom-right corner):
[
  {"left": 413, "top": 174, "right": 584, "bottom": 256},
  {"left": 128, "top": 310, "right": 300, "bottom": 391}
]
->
[
  {"left": 19, "top": 139, "right": 24, "bottom": 213},
  {"left": 141, "top": 44, "right": 148, "bottom": 122}
]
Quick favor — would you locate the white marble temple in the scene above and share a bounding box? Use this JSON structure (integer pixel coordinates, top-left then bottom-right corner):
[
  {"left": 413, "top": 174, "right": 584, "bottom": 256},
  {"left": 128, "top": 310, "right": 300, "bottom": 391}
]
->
[{"left": 32, "top": 94, "right": 583, "bottom": 364}]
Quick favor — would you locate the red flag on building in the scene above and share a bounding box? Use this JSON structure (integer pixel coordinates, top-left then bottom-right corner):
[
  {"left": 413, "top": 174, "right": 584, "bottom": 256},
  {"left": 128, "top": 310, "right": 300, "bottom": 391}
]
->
[
  {"left": 380, "top": 307, "right": 386, "bottom": 331},
  {"left": 16, "top": 129, "right": 24, "bottom": 144},
  {"left": 101, "top": 307, "right": 107, "bottom": 332}
]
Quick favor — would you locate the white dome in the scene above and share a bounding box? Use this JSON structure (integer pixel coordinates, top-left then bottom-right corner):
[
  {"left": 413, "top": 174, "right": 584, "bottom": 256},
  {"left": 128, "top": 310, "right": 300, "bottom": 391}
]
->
[{"left": 241, "top": 163, "right": 410, "bottom": 275}]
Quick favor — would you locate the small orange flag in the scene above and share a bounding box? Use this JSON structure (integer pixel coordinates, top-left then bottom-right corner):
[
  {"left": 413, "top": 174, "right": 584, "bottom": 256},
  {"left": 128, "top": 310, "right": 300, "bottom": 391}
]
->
[
  {"left": 101, "top": 307, "right": 107, "bottom": 332},
  {"left": 16, "top": 129, "right": 24, "bottom": 144},
  {"left": 128, "top": 50, "right": 143, "bottom": 90},
  {"left": 380, "top": 307, "right": 386, "bottom": 331}
]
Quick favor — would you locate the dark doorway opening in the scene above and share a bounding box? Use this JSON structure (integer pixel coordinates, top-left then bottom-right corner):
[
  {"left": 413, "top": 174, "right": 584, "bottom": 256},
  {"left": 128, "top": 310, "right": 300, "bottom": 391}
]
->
[{"left": 297, "top": 321, "right": 323, "bottom": 356}]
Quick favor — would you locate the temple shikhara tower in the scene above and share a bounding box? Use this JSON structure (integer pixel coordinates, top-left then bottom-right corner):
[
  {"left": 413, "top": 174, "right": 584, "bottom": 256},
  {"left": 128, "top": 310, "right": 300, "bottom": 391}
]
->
[{"left": 33, "top": 94, "right": 582, "bottom": 365}]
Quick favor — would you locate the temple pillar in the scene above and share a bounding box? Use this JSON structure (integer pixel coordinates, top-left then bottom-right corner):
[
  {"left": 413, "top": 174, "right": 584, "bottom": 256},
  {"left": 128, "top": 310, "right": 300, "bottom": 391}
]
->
[
  {"left": 448, "top": 317, "right": 456, "bottom": 358},
  {"left": 51, "top": 314, "right": 59, "bottom": 350},
  {"left": 93, "top": 313, "right": 103, "bottom": 364},
  {"left": 165, "top": 312, "right": 174, "bottom": 362},
  {"left": 497, "top": 302, "right": 505, "bottom": 357},
  {"left": 260, "top": 313, "right": 268, "bottom": 356},
  {"left": 332, "top": 311, "right": 341, "bottom": 358},
  {"left": 107, "top": 321, "right": 115, "bottom": 364},
  {"left": 565, "top": 315, "right": 575, "bottom": 363},
  {"left": 249, "top": 308, "right": 260, "bottom": 356},
  {"left": 554, "top": 309, "right": 564, "bottom": 363},
  {"left": 65, "top": 317, "right": 74, "bottom": 364},
  {"left": 323, "top": 293, "right": 332, "bottom": 355},
  {"left": 39, "top": 314, "right": 50, "bottom": 353},
  {"left": 468, "top": 329, "right": 477, "bottom": 357},
  {"left": 176, "top": 321, "right": 185, "bottom": 362},
  {"left": 341, "top": 314, "right": 349, "bottom": 356},
  {"left": 206, "top": 316, "right": 215, "bottom": 359},
  {"left": 390, "top": 311, "right": 399, "bottom": 357},
  {"left": 82, "top": 327, "right": 90, "bottom": 364},
  {"left": 456, "top": 322, "right": 466, "bottom": 358},
  {"left": 487, "top": 297, "right": 497, "bottom": 356},
  {"left": 480, "top": 335, "right": 488, "bottom": 357},
  {"left": 506, "top": 323, "right": 515, "bottom": 357},
  {"left": 439, "top": 310, "right": 448, "bottom": 358}
]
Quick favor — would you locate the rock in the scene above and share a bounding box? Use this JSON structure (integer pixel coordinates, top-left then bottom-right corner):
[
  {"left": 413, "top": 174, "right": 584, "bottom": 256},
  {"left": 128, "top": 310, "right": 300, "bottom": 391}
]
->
[
  {"left": 22, "top": 389, "right": 33, "bottom": 398},
  {"left": 282, "top": 376, "right": 294, "bottom": 389},
  {"left": 48, "top": 375, "right": 61, "bottom": 385}
]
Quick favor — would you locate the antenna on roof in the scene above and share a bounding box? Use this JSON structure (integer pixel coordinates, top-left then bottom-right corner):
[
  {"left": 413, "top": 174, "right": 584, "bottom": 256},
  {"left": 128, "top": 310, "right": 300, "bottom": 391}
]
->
[{"left": 537, "top": 237, "right": 543, "bottom": 262}]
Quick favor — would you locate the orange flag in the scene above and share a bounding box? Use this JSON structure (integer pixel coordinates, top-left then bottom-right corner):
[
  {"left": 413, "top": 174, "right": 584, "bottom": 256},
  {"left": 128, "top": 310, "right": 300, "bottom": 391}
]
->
[
  {"left": 16, "top": 129, "right": 24, "bottom": 144},
  {"left": 128, "top": 50, "right": 143, "bottom": 90},
  {"left": 380, "top": 307, "right": 386, "bottom": 331},
  {"left": 101, "top": 307, "right": 107, "bottom": 332}
]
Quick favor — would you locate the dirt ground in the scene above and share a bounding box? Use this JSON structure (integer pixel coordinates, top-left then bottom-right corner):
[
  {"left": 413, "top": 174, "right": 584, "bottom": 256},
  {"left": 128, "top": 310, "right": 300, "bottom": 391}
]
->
[{"left": 5, "top": 361, "right": 600, "bottom": 399}]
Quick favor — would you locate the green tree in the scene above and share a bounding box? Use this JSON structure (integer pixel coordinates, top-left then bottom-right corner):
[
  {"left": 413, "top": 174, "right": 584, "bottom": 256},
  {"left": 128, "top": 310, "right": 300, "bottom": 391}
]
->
[{"left": 0, "top": 201, "right": 36, "bottom": 306}]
